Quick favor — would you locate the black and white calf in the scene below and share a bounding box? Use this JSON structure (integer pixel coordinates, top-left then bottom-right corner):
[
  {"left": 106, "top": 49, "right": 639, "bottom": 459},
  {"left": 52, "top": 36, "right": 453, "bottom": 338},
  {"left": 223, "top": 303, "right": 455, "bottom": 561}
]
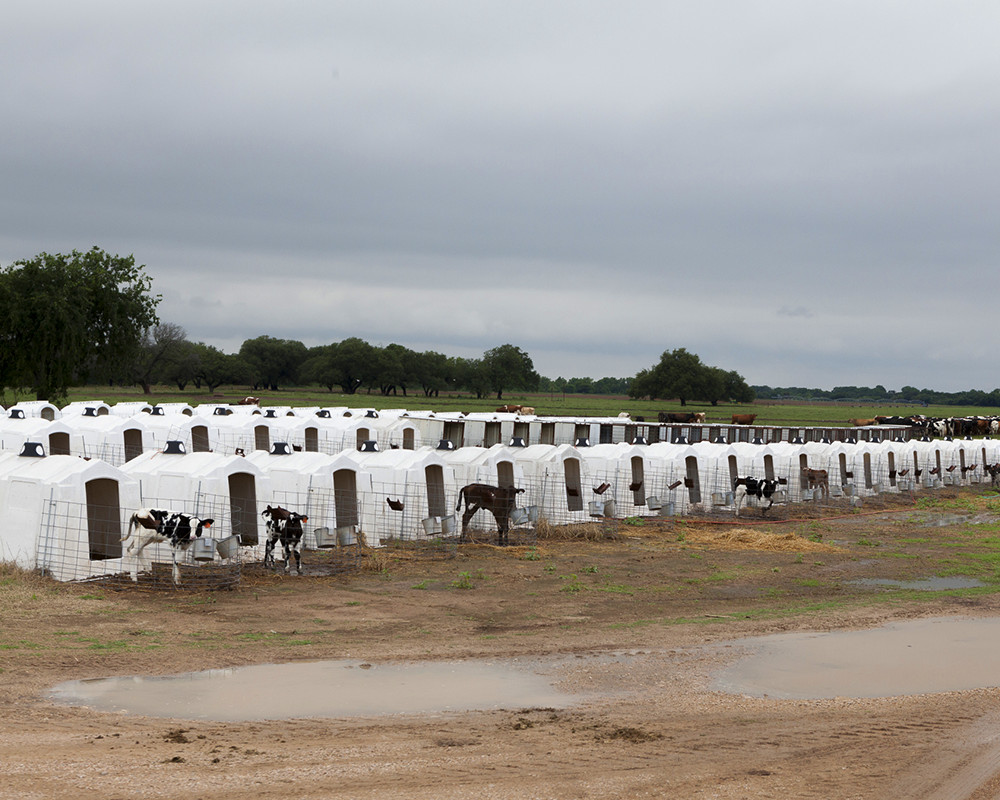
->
[
  {"left": 733, "top": 477, "right": 782, "bottom": 517},
  {"left": 261, "top": 505, "right": 309, "bottom": 574},
  {"left": 121, "top": 508, "right": 215, "bottom": 585}
]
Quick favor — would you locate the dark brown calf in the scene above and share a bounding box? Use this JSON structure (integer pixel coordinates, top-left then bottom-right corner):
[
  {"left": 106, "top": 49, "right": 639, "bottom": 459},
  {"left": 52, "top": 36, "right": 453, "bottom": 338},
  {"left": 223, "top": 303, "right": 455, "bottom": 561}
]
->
[
  {"left": 802, "top": 467, "right": 829, "bottom": 499},
  {"left": 456, "top": 483, "right": 525, "bottom": 546}
]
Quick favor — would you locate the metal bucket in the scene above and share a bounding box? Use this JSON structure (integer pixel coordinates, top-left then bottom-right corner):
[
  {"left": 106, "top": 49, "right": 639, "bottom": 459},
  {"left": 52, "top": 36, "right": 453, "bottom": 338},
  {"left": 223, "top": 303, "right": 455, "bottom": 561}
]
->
[
  {"left": 192, "top": 537, "right": 215, "bottom": 562},
  {"left": 421, "top": 517, "right": 441, "bottom": 535},
  {"left": 440, "top": 514, "right": 457, "bottom": 535},
  {"left": 215, "top": 534, "right": 241, "bottom": 559},
  {"left": 314, "top": 527, "right": 337, "bottom": 548},
  {"left": 646, "top": 495, "right": 662, "bottom": 511},
  {"left": 588, "top": 501, "right": 604, "bottom": 517},
  {"left": 602, "top": 500, "right": 616, "bottom": 518},
  {"left": 336, "top": 525, "right": 357, "bottom": 546},
  {"left": 659, "top": 501, "right": 675, "bottom": 517},
  {"left": 509, "top": 507, "right": 529, "bottom": 526},
  {"left": 526, "top": 505, "right": 540, "bottom": 523}
]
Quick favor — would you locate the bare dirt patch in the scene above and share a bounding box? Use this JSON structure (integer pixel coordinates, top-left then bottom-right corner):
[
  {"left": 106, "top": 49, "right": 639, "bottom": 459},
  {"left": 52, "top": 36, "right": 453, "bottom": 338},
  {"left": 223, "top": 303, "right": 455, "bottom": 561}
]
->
[{"left": 4, "top": 488, "right": 1000, "bottom": 799}]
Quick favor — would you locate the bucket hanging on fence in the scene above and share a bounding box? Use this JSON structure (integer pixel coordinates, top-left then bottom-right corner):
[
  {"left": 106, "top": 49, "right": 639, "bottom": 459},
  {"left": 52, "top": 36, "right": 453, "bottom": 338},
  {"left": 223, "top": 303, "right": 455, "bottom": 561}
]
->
[
  {"left": 336, "top": 525, "right": 357, "bottom": 546},
  {"left": 509, "top": 507, "right": 529, "bottom": 526},
  {"left": 314, "top": 527, "right": 337, "bottom": 548},
  {"left": 215, "top": 534, "right": 241, "bottom": 559},
  {"left": 192, "top": 538, "right": 216, "bottom": 562}
]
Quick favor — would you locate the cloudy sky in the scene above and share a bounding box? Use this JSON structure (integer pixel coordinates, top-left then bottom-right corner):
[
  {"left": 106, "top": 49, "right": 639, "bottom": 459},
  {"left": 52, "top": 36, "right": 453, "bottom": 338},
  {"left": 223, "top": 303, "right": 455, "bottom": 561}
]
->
[{"left": 3, "top": 2, "right": 998, "bottom": 392}]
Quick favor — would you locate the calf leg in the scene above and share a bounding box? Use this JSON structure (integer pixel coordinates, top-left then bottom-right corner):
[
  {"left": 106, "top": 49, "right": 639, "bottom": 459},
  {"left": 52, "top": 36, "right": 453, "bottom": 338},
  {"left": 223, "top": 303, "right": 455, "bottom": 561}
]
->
[
  {"left": 460, "top": 503, "right": 481, "bottom": 542},
  {"left": 494, "top": 511, "right": 509, "bottom": 546},
  {"left": 264, "top": 537, "right": 276, "bottom": 569}
]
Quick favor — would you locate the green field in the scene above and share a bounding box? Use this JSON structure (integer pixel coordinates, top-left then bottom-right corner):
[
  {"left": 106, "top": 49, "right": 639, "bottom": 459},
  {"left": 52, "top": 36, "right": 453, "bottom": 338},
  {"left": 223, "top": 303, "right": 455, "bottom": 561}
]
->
[{"left": 34, "top": 385, "right": 995, "bottom": 429}]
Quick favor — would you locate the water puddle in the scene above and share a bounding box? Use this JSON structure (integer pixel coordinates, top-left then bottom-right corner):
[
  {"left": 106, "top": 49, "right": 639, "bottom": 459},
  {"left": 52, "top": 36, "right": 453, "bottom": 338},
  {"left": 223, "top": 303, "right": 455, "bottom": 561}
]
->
[
  {"left": 49, "top": 658, "right": 586, "bottom": 721},
  {"left": 713, "top": 617, "right": 1000, "bottom": 699},
  {"left": 849, "top": 577, "right": 985, "bottom": 591}
]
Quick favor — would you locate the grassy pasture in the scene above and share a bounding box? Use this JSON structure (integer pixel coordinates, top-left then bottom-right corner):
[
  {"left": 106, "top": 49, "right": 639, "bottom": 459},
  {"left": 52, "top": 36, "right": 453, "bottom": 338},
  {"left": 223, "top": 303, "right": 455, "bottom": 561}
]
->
[{"left": 38, "top": 384, "right": 995, "bottom": 430}]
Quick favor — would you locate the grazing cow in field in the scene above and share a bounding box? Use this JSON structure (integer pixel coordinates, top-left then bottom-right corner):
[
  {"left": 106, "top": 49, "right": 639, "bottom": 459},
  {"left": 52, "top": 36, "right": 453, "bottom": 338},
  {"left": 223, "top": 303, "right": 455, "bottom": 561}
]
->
[
  {"left": 236, "top": 396, "right": 260, "bottom": 406},
  {"left": 261, "top": 505, "right": 309, "bottom": 574},
  {"left": 731, "top": 413, "right": 757, "bottom": 425},
  {"left": 121, "top": 508, "right": 214, "bottom": 585},
  {"left": 618, "top": 412, "right": 631, "bottom": 418},
  {"left": 658, "top": 411, "right": 707, "bottom": 424},
  {"left": 496, "top": 404, "right": 522, "bottom": 413},
  {"left": 733, "top": 476, "right": 781, "bottom": 517},
  {"left": 518, "top": 406, "right": 536, "bottom": 415},
  {"left": 848, "top": 418, "right": 878, "bottom": 427},
  {"left": 456, "top": 483, "right": 525, "bottom": 546},
  {"left": 801, "top": 468, "right": 829, "bottom": 500}
]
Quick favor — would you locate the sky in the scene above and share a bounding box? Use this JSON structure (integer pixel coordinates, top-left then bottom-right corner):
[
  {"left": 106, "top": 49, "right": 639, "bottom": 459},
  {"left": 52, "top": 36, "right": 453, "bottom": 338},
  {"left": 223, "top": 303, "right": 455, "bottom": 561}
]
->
[{"left": 2, "top": 2, "right": 999, "bottom": 392}]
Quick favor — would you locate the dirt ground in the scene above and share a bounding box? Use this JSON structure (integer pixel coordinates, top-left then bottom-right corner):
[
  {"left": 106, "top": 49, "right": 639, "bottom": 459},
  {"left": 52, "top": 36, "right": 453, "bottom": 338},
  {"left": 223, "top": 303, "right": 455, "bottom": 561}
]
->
[{"left": 5, "top": 491, "right": 1000, "bottom": 800}]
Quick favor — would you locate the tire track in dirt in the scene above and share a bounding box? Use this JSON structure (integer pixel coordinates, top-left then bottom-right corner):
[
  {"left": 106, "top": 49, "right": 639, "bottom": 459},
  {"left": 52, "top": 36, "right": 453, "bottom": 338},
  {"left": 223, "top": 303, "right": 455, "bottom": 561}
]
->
[{"left": 889, "top": 713, "right": 1000, "bottom": 800}]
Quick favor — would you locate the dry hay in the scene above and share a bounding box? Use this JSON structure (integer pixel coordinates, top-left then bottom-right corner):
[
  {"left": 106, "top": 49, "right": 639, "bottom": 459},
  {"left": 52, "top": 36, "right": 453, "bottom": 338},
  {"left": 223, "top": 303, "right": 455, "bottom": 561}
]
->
[
  {"left": 535, "top": 518, "right": 622, "bottom": 542},
  {"left": 683, "top": 527, "right": 844, "bottom": 553}
]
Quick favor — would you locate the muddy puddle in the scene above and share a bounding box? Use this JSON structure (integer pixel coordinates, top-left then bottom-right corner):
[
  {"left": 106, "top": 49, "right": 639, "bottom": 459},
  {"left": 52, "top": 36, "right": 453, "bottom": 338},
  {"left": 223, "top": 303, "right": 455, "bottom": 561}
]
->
[
  {"left": 49, "top": 657, "right": 593, "bottom": 721},
  {"left": 713, "top": 616, "right": 1000, "bottom": 699}
]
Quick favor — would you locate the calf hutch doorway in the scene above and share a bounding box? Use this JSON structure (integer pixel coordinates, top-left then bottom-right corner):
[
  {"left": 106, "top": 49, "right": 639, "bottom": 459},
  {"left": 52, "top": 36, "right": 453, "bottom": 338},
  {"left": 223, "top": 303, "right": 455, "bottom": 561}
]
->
[
  {"left": 86, "top": 478, "right": 122, "bottom": 560},
  {"left": 425, "top": 464, "right": 448, "bottom": 518},
  {"left": 334, "top": 468, "right": 360, "bottom": 534},
  {"left": 229, "top": 472, "right": 258, "bottom": 545}
]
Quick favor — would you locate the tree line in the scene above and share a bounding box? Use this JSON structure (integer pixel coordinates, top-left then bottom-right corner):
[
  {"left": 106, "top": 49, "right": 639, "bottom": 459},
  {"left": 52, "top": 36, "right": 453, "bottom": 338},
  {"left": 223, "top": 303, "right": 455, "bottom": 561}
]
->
[
  {"left": 0, "top": 248, "right": 831, "bottom": 408},
  {"left": 753, "top": 384, "right": 1000, "bottom": 408}
]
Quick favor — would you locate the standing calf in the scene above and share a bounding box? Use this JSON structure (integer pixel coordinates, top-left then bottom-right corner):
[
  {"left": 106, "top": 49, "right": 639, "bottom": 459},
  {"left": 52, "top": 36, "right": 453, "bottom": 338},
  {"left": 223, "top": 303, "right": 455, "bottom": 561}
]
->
[
  {"left": 121, "top": 508, "right": 214, "bottom": 585},
  {"left": 261, "top": 505, "right": 309, "bottom": 574}
]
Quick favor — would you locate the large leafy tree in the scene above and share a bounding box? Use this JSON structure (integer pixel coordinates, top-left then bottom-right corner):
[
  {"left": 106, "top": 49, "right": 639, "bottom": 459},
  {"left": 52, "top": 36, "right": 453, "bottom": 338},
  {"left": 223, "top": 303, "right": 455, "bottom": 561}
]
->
[
  {"left": 481, "top": 344, "right": 539, "bottom": 401},
  {"left": 300, "top": 338, "right": 377, "bottom": 394},
  {"left": 629, "top": 348, "right": 754, "bottom": 406},
  {"left": 239, "top": 335, "right": 308, "bottom": 391},
  {"left": 0, "top": 248, "right": 160, "bottom": 400}
]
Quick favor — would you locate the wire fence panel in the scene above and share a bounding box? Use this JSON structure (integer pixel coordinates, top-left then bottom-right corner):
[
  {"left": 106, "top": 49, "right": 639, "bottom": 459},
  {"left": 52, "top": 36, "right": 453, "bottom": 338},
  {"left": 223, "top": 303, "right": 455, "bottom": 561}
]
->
[{"left": 37, "top": 499, "right": 242, "bottom": 590}]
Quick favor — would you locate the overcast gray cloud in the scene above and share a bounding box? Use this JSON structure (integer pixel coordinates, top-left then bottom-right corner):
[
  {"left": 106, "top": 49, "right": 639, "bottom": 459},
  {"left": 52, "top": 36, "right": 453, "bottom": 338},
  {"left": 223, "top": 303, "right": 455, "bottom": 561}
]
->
[{"left": 3, "top": 2, "right": 999, "bottom": 391}]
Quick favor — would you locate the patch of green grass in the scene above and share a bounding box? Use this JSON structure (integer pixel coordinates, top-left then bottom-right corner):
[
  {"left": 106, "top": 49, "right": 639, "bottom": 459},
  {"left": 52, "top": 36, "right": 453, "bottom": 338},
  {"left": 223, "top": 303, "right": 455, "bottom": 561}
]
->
[
  {"left": 559, "top": 574, "right": 585, "bottom": 593},
  {"left": 521, "top": 548, "right": 541, "bottom": 561},
  {"left": 856, "top": 538, "right": 881, "bottom": 547},
  {"left": 411, "top": 580, "right": 429, "bottom": 590},
  {"left": 582, "top": 565, "right": 599, "bottom": 574},
  {"left": 451, "top": 571, "right": 475, "bottom": 590}
]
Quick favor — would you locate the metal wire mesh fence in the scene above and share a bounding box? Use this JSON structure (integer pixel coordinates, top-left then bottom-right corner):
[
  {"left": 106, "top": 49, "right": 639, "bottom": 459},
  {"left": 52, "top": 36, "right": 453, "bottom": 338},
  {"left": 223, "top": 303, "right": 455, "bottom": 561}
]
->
[
  {"left": 23, "top": 442, "right": 999, "bottom": 588},
  {"left": 36, "top": 496, "right": 242, "bottom": 590}
]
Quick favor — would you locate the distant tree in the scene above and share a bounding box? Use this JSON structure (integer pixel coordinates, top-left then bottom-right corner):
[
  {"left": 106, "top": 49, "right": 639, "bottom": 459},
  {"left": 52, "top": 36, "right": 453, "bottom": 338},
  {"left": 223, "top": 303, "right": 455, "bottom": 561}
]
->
[
  {"left": 239, "top": 336, "right": 308, "bottom": 391},
  {"left": 299, "top": 338, "right": 379, "bottom": 395},
  {"left": 412, "top": 350, "right": 450, "bottom": 397},
  {"left": 628, "top": 348, "right": 752, "bottom": 406},
  {"left": 722, "top": 370, "right": 755, "bottom": 404},
  {"left": 131, "top": 322, "right": 189, "bottom": 394},
  {"left": 452, "top": 356, "right": 490, "bottom": 399},
  {"left": 0, "top": 248, "right": 160, "bottom": 401},
  {"left": 628, "top": 348, "right": 706, "bottom": 405},
  {"left": 481, "top": 344, "right": 539, "bottom": 401},
  {"left": 191, "top": 343, "right": 252, "bottom": 392}
]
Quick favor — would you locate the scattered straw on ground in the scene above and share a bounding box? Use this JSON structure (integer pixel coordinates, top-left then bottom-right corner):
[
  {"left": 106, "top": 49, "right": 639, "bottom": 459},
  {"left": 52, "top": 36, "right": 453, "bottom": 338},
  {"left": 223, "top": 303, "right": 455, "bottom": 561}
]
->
[{"left": 682, "top": 527, "right": 844, "bottom": 552}]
